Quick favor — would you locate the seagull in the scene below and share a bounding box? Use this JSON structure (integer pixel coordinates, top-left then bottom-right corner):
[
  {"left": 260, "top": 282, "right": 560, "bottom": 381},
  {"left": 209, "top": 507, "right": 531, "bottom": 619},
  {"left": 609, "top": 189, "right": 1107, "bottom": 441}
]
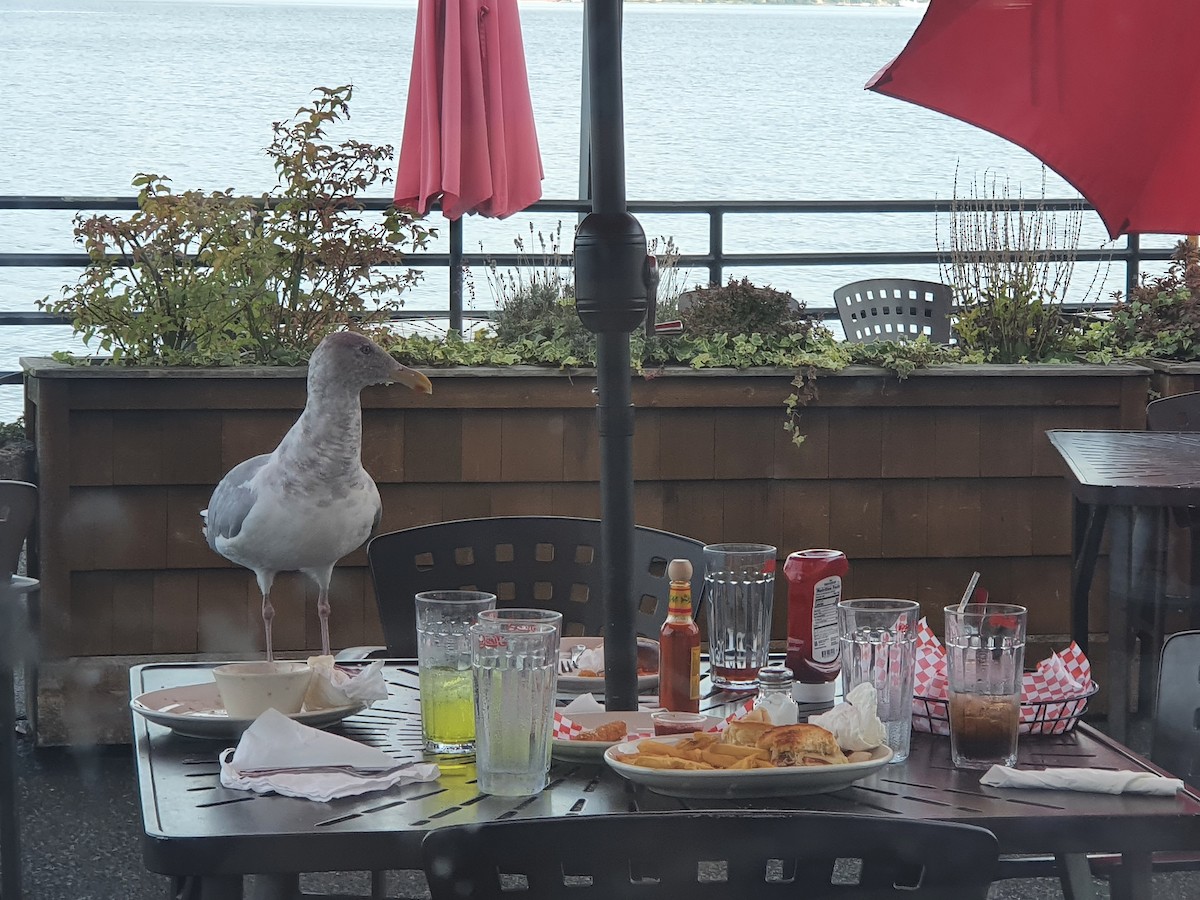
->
[{"left": 201, "top": 331, "right": 433, "bottom": 661}]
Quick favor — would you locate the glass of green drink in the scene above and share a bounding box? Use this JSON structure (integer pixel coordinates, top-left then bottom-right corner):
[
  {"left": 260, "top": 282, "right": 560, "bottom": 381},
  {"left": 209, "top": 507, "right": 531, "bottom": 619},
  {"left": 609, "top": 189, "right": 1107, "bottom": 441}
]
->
[{"left": 416, "top": 590, "right": 496, "bottom": 754}]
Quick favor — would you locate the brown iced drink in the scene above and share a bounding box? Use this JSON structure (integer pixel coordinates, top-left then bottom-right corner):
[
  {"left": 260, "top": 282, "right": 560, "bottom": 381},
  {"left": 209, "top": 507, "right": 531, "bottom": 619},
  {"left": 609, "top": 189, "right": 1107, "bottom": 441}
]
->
[{"left": 949, "top": 691, "right": 1020, "bottom": 765}]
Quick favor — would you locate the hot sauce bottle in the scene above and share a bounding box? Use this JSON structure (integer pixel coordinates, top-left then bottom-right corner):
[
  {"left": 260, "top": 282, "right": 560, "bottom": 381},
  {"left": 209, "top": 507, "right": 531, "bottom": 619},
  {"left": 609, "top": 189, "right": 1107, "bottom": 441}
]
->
[
  {"left": 783, "top": 549, "right": 849, "bottom": 703},
  {"left": 658, "top": 558, "right": 701, "bottom": 713}
]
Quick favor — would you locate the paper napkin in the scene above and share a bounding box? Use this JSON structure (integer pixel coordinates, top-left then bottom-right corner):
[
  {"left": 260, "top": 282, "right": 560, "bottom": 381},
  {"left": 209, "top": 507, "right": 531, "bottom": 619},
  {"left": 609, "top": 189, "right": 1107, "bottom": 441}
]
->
[
  {"left": 220, "top": 708, "right": 439, "bottom": 802},
  {"left": 809, "top": 683, "right": 888, "bottom": 751},
  {"left": 304, "top": 656, "right": 388, "bottom": 710},
  {"left": 980, "top": 765, "right": 1183, "bottom": 796}
]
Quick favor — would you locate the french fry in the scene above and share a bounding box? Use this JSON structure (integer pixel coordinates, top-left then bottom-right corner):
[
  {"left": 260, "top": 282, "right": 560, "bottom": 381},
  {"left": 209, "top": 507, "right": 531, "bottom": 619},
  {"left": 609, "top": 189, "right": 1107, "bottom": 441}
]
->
[
  {"left": 629, "top": 756, "right": 713, "bottom": 771},
  {"left": 636, "top": 740, "right": 678, "bottom": 756},
  {"left": 709, "top": 743, "right": 767, "bottom": 759}
]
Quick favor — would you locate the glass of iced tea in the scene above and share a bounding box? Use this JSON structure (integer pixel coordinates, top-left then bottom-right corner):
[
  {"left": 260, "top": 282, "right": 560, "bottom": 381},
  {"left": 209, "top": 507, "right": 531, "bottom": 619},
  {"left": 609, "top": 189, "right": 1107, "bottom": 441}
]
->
[
  {"left": 415, "top": 590, "right": 497, "bottom": 755},
  {"left": 703, "top": 543, "right": 777, "bottom": 690},
  {"left": 943, "top": 603, "right": 1027, "bottom": 770}
]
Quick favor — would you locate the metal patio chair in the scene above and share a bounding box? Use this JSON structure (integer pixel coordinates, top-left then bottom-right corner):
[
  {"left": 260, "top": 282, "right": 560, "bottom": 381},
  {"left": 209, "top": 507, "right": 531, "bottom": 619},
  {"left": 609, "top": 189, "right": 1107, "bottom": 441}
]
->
[
  {"left": 0, "top": 480, "right": 37, "bottom": 900},
  {"left": 834, "top": 278, "right": 954, "bottom": 344},
  {"left": 421, "top": 811, "right": 1000, "bottom": 899},
  {"left": 366, "top": 516, "right": 707, "bottom": 657}
]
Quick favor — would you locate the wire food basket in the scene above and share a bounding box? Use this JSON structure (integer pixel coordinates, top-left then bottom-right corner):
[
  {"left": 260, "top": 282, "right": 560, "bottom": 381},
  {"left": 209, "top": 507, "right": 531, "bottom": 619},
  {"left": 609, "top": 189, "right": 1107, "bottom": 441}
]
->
[{"left": 912, "top": 682, "right": 1099, "bottom": 736}]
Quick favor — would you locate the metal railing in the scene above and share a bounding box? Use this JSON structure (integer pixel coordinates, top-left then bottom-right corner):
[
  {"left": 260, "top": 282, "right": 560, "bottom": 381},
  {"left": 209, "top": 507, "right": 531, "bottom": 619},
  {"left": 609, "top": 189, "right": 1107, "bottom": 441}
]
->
[{"left": 0, "top": 194, "right": 1172, "bottom": 383}]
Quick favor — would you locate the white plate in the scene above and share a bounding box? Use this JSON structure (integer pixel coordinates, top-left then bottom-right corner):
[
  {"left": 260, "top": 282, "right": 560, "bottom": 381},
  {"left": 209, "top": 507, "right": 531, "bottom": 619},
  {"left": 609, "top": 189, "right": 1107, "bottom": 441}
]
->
[
  {"left": 130, "top": 682, "right": 363, "bottom": 740},
  {"left": 604, "top": 735, "right": 893, "bottom": 798},
  {"left": 552, "top": 711, "right": 722, "bottom": 762},
  {"left": 558, "top": 636, "right": 660, "bottom": 694}
]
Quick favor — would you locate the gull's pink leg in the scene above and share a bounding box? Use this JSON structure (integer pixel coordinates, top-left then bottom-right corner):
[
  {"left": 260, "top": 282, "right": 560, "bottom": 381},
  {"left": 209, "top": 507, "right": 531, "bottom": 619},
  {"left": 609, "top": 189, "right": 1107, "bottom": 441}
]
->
[
  {"left": 262, "top": 589, "right": 276, "bottom": 663},
  {"left": 256, "top": 571, "right": 278, "bottom": 663},
  {"left": 317, "top": 585, "right": 331, "bottom": 657}
]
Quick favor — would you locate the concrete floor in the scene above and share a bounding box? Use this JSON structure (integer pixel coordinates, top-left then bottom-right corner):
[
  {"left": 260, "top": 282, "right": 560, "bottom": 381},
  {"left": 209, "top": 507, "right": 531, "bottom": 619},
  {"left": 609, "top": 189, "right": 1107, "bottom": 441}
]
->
[{"left": 8, "top": 673, "right": 1200, "bottom": 900}]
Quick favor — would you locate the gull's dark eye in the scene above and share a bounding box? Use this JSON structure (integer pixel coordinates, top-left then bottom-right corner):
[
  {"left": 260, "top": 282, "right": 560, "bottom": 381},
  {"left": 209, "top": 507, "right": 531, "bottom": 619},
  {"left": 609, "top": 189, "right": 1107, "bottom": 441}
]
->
[{"left": 360, "top": 345, "right": 372, "bottom": 355}]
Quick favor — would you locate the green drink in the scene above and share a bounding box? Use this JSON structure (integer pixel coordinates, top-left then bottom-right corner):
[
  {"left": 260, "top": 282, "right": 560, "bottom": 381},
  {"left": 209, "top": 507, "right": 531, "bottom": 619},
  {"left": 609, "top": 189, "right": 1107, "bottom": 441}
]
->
[
  {"left": 419, "top": 666, "right": 475, "bottom": 753},
  {"left": 415, "top": 590, "right": 497, "bottom": 755}
]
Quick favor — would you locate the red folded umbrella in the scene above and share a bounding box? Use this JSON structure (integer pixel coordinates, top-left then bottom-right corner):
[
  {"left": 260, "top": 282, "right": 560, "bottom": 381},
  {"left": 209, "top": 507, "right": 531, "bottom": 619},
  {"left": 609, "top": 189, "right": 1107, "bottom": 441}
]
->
[
  {"left": 866, "top": 0, "right": 1200, "bottom": 239},
  {"left": 394, "top": 0, "right": 543, "bottom": 220}
]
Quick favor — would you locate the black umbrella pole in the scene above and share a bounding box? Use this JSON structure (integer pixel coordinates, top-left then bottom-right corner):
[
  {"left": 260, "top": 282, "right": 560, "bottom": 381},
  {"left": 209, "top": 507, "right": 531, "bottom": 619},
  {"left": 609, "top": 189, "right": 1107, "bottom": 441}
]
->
[{"left": 597, "top": 332, "right": 637, "bottom": 710}]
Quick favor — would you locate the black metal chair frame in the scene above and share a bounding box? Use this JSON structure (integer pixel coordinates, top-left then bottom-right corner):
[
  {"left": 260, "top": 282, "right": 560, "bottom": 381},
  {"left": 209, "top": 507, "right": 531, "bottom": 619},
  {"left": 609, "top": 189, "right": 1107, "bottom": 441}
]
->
[
  {"left": 422, "top": 810, "right": 1000, "bottom": 899},
  {"left": 834, "top": 278, "right": 954, "bottom": 344},
  {"left": 366, "top": 516, "right": 707, "bottom": 657},
  {"left": 0, "top": 480, "right": 37, "bottom": 900}
]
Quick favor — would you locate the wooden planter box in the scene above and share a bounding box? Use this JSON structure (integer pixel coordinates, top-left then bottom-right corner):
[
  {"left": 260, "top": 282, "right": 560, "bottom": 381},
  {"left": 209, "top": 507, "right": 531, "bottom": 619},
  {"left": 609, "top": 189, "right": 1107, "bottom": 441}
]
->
[
  {"left": 1142, "top": 359, "right": 1200, "bottom": 401},
  {"left": 22, "top": 359, "right": 1151, "bottom": 744}
]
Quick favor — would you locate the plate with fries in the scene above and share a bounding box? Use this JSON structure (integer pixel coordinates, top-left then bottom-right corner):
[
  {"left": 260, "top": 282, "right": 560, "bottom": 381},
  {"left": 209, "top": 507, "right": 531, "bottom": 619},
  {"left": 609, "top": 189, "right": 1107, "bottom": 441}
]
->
[
  {"left": 552, "top": 712, "right": 722, "bottom": 762},
  {"left": 604, "top": 733, "right": 893, "bottom": 798}
]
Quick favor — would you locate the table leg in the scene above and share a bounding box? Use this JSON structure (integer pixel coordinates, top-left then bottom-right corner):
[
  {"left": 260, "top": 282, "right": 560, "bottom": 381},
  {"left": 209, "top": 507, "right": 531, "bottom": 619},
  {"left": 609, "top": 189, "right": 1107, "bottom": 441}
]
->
[
  {"left": 1071, "top": 499, "right": 1108, "bottom": 655},
  {"left": 0, "top": 661, "right": 20, "bottom": 900},
  {"left": 1056, "top": 854, "right": 1100, "bottom": 900},
  {"left": 176, "top": 875, "right": 244, "bottom": 900},
  {"left": 1107, "top": 851, "right": 1153, "bottom": 900},
  {"left": 1108, "top": 507, "right": 1134, "bottom": 743},
  {"left": 248, "top": 873, "right": 298, "bottom": 900}
]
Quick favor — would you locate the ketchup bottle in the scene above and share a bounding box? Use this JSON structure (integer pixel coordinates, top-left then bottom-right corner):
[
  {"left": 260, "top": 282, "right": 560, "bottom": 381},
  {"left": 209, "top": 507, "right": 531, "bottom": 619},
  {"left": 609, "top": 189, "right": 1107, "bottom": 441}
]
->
[
  {"left": 658, "top": 559, "right": 700, "bottom": 712},
  {"left": 783, "top": 549, "right": 849, "bottom": 703}
]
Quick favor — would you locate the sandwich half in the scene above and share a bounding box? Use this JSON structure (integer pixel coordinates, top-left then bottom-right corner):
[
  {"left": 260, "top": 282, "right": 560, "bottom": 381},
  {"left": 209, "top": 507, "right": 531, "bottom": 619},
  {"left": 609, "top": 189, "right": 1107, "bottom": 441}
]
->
[{"left": 755, "top": 723, "right": 849, "bottom": 767}]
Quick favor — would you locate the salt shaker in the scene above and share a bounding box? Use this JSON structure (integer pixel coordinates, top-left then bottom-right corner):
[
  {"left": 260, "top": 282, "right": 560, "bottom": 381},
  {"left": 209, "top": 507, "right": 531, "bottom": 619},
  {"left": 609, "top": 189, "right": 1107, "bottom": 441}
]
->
[{"left": 753, "top": 664, "right": 800, "bottom": 725}]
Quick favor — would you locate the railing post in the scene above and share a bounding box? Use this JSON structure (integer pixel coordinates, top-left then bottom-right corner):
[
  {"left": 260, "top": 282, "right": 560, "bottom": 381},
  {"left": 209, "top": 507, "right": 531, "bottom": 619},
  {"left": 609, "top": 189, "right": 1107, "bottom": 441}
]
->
[
  {"left": 708, "top": 207, "right": 723, "bottom": 287},
  {"left": 1125, "top": 233, "right": 1140, "bottom": 300},
  {"left": 449, "top": 218, "right": 464, "bottom": 333}
]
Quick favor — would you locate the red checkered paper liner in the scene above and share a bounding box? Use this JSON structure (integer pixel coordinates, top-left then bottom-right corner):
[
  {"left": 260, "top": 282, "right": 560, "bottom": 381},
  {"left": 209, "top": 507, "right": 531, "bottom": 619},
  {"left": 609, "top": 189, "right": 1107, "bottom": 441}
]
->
[
  {"left": 910, "top": 617, "right": 1095, "bottom": 736},
  {"left": 552, "top": 697, "right": 757, "bottom": 742}
]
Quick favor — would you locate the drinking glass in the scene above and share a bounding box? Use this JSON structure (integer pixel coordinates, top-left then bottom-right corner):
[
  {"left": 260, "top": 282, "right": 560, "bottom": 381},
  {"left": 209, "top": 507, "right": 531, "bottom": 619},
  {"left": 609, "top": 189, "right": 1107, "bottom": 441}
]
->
[
  {"left": 476, "top": 608, "right": 564, "bottom": 647},
  {"left": 943, "top": 603, "right": 1027, "bottom": 770},
  {"left": 703, "top": 543, "right": 777, "bottom": 690},
  {"left": 470, "top": 621, "right": 558, "bottom": 796},
  {"left": 415, "top": 590, "right": 497, "bottom": 754},
  {"left": 837, "top": 598, "right": 920, "bottom": 763}
]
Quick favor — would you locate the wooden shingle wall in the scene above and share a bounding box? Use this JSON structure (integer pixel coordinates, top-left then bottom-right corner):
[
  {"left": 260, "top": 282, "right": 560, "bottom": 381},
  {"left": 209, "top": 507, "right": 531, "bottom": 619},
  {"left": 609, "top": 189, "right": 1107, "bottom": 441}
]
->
[{"left": 23, "top": 361, "right": 1151, "bottom": 743}]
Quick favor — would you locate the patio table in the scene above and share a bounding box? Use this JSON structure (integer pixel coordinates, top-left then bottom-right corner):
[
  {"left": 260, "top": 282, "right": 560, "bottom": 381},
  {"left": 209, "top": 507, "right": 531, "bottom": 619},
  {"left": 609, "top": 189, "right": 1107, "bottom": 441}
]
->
[
  {"left": 131, "top": 660, "right": 1200, "bottom": 900},
  {"left": 1046, "top": 429, "right": 1200, "bottom": 742}
]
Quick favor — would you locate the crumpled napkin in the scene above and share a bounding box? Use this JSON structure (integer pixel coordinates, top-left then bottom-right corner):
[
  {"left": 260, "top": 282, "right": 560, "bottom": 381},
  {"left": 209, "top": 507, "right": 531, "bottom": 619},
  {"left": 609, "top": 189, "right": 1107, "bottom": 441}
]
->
[
  {"left": 808, "top": 683, "right": 888, "bottom": 751},
  {"left": 575, "top": 645, "right": 604, "bottom": 674},
  {"left": 219, "top": 708, "right": 439, "bottom": 802},
  {"left": 980, "top": 765, "right": 1183, "bottom": 796},
  {"left": 304, "top": 656, "right": 388, "bottom": 710}
]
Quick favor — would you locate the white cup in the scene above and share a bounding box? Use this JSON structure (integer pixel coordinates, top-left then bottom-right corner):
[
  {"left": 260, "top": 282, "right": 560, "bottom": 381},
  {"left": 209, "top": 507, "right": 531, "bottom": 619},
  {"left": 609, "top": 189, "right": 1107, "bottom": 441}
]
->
[{"left": 213, "top": 661, "right": 313, "bottom": 719}]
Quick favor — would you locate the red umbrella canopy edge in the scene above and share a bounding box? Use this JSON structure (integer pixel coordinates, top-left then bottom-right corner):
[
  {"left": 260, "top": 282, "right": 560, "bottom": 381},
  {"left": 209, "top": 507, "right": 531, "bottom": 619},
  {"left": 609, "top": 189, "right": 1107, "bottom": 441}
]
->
[{"left": 866, "top": 0, "right": 1200, "bottom": 239}]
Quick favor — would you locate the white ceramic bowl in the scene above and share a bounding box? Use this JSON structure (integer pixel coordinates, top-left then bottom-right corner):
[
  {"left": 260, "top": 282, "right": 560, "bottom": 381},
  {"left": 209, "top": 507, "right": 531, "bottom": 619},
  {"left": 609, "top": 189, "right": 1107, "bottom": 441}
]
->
[{"left": 212, "top": 661, "right": 313, "bottom": 719}]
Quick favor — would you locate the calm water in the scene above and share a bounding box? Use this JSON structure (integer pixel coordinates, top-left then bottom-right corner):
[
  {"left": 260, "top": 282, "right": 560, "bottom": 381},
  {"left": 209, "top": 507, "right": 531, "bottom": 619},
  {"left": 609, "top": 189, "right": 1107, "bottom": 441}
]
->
[{"left": 0, "top": 0, "right": 1146, "bottom": 418}]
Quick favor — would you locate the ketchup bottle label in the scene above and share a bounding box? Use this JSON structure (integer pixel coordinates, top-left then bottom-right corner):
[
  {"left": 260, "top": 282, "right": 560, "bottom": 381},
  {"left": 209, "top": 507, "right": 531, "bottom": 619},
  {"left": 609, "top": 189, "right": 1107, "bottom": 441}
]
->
[{"left": 811, "top": 575, "right": 842, "bottom": 663}]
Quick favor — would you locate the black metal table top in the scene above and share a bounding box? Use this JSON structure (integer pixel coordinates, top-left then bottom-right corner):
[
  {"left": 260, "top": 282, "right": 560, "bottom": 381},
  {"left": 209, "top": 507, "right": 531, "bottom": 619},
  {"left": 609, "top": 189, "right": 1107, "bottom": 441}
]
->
[
  {"left": 1047, "top": 430, "right": 1200, "bottom": 506},
  {"left": 131, "top": 661, "right": 1200, "bottom": 880}
]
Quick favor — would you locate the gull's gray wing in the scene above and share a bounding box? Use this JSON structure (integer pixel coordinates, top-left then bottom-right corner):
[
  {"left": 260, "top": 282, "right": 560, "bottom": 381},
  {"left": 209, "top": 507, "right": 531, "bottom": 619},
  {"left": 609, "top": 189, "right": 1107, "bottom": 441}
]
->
[{"left": 202, "top": 454, "right": 270, "bottom": 550}]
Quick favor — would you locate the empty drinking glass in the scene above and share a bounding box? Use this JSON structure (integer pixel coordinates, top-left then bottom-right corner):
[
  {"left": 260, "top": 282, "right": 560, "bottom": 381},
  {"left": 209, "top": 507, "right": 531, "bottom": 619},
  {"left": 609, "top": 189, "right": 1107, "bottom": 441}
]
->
[
  {"left": 838, "top": 599, "right": 920, "bottom": 763},
  {"left": 703, "top": 543, "right": 777, "bottom": 690}
]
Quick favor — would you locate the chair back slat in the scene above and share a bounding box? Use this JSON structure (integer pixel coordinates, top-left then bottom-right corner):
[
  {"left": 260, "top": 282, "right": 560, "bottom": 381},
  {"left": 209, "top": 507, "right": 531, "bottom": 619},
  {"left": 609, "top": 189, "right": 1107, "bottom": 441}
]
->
[
  {"left": 367, "top": 516, "right": 707, "bottom": 657},
  {"left": 422, "top": 811, "right": 1000, "bottom": 899}
]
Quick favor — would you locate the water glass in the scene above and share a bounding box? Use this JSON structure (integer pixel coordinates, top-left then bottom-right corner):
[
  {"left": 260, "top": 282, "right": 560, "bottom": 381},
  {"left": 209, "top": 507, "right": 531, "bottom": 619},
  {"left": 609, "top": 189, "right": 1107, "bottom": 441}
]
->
[
  {"left": 944, "top": 603, "right": 1027, "bottom": 770},
  {"left": 837, "top": 599, "right": 919, "bottom": 763},
  {"left": 415, "top": 590, "right": 497, "bottom": 755},
  {"left": 703, "top": 543, "right": 777, "bottom": 690},
  {"left": 470, "top": 621, "right": 558, "bottom": 796},
  {"left": 476, "top": 607, "right": 564, "bottom": 647}
]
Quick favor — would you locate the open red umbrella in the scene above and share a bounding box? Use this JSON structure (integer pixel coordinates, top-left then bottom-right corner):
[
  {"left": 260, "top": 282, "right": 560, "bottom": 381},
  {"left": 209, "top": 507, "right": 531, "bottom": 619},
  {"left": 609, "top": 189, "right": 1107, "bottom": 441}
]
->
[
  {"left": 866, "top": 0, "right": 1200, "bottom": 239},
  {"left": 394, "top": 0, "right": 543, "bottom": 220}
]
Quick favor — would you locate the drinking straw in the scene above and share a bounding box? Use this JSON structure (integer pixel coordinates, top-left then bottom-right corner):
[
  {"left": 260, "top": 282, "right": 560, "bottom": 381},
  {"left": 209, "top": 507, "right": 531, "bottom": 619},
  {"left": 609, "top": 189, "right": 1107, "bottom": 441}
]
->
[{"left": 957, "top": 571, "right": 981, "bottom": 612}]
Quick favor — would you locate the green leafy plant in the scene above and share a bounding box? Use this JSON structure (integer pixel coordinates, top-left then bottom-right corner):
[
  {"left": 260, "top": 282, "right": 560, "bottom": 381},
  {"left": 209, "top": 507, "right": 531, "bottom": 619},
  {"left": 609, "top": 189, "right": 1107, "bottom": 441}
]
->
[
  {"left": 939, "top": 169, "right": 1099, "bottom": 363},
  {"left": 43, "top": 85, "right": 434, "bottom": 366},
  {"left": 1100, "top": 239, "right": 1200, "bottom": 361}
]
